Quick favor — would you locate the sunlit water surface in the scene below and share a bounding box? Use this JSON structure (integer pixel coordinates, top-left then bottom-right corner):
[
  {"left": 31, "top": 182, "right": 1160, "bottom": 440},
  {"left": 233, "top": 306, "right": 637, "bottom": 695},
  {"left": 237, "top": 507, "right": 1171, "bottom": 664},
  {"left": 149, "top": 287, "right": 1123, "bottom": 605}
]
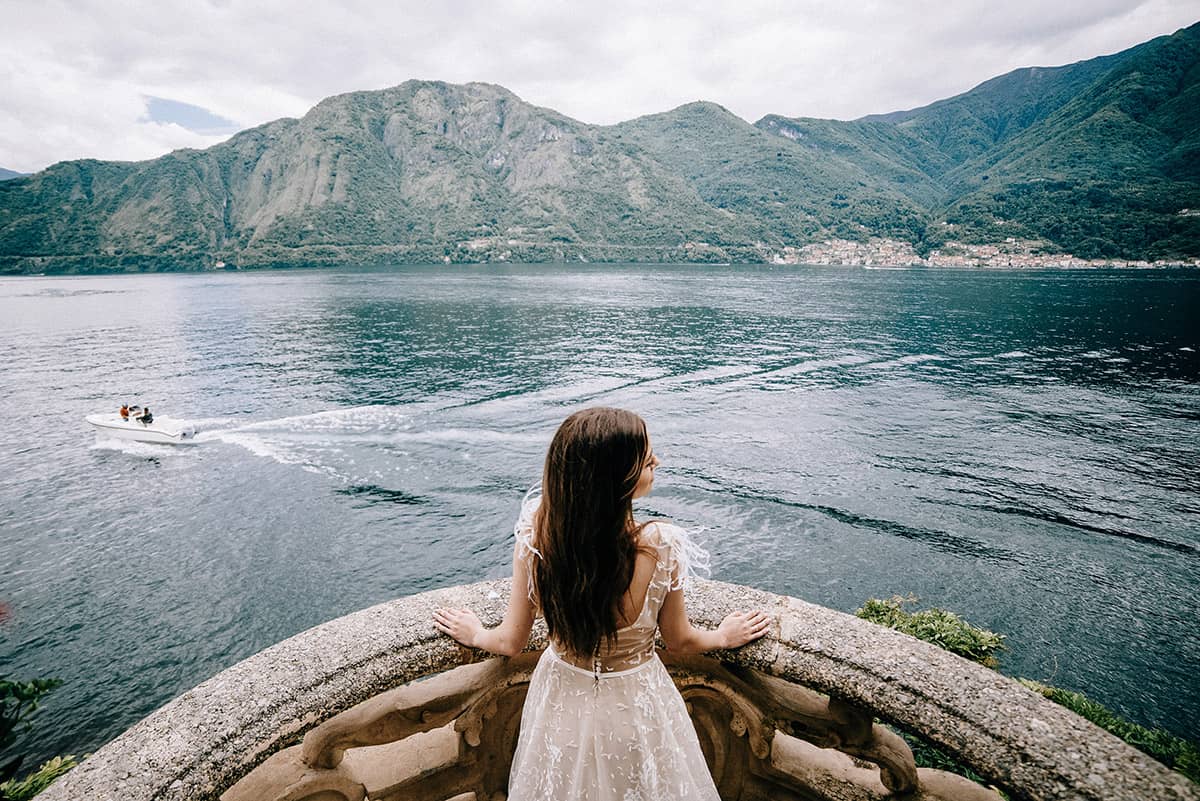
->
[{"left": 1, "top": 264, "right": 1197, "bottom": 762}]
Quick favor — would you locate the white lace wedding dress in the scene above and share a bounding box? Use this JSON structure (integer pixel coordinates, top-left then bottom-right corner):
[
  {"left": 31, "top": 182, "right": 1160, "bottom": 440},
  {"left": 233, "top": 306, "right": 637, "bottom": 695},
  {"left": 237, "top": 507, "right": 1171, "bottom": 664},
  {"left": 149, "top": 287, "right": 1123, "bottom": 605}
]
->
[{"left": 507, "top": 490, "right": 721, "bottom": 801}]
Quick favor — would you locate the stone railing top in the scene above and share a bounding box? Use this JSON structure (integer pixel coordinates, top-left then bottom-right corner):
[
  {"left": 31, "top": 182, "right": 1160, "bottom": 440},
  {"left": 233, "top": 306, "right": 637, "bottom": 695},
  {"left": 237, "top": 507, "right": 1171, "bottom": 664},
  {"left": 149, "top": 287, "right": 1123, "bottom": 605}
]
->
[{"left": 39, "top": 579, "right": 1198, "bottom": 801}]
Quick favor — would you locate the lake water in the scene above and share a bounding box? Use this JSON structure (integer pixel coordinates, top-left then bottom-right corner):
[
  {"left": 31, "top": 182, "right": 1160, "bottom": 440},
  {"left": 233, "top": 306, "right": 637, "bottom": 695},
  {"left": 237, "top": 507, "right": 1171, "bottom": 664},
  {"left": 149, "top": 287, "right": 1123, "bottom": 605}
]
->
[{"left": 1, "top": 264, "right": 1197, "bottom": 764}]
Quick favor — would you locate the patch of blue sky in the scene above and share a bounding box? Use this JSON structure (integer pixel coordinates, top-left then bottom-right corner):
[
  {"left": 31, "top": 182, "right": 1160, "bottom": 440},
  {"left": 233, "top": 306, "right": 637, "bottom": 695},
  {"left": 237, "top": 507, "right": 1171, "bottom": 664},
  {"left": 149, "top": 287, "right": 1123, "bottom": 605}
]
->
[{"left": 142, "top": 97, "right": 241, "bottom": 135}]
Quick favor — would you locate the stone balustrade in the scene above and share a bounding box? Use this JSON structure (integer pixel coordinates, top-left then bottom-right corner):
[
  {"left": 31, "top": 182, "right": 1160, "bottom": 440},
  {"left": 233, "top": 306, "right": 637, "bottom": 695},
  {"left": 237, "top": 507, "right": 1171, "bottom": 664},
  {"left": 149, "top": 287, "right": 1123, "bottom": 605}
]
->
[{"left": 38, "top": 579, "right": 1199, "bottom": 801}]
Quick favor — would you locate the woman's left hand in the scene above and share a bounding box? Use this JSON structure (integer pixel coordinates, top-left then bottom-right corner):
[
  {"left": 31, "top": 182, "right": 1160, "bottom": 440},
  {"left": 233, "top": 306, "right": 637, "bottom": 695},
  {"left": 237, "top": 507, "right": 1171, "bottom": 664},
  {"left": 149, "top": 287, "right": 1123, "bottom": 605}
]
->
[{"left": 433, "top": 607, "right": 484, "bottom": 648}]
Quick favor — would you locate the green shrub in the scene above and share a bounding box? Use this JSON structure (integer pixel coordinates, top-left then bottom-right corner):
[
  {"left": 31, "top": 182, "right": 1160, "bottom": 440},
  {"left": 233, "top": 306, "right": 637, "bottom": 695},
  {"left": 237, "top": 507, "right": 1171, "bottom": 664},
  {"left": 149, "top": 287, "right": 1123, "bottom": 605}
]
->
[
  {"left": 855, "top": 596, "right": 1006, "bottom": 667},
  {"left": 1019, "top": 680, "right": 1200, "bottom": 784},
  {"left": 1, "top": 679, "right": 61, "bottom": 752},
  {"left": 0, "top": 756, "right": 78, "bottom": 801},
  {"left": 893, "top": 730, "right": 1005, "bottom": 796},
  {"left": 857, "top": 595, "right": 1199, "bottom": 786},
  {"left": 0, "top": 678, "right": 77, "bottom": 800}
]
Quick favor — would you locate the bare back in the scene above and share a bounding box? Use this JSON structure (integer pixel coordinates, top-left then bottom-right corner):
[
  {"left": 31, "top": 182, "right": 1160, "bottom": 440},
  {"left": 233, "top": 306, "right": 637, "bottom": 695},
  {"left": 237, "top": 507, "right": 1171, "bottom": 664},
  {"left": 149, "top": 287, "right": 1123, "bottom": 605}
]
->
[{"left": 514, "top": 493, "right": 694, "bottom": 672}]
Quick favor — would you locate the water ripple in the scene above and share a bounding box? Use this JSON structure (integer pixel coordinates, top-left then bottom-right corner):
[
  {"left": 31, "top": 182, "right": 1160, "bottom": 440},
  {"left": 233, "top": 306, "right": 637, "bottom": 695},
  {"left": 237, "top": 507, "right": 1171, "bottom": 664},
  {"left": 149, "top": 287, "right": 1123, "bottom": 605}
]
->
[{"left": 2, "top": 265, "right": 1198, "bottom": 762}]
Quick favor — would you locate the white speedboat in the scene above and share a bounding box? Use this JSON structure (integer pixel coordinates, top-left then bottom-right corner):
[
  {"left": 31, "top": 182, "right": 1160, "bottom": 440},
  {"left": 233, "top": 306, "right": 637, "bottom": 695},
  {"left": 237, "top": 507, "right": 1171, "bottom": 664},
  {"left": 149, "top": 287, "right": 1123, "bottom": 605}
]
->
[{"left": 86, "top": 414, "right": 199, "bottom": 444}]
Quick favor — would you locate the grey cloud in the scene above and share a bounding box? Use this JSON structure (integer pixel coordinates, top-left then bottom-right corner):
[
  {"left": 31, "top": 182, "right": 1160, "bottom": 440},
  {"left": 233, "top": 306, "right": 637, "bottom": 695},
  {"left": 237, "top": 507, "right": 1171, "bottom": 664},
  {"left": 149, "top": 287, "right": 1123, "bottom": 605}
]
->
[{"left": 1, "top": 0, "right": 1196, "bottom": 171}]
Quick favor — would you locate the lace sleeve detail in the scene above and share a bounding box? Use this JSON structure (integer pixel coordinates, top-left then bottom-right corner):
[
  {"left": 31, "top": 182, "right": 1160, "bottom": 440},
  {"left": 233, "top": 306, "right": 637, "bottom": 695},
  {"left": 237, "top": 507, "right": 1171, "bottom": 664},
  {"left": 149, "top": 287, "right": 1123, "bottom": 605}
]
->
[
  {"left": 513, "top": 484, "right": 542, "bottom": 601},
  {"left": 653, "top": 522, "right": 712, "bottom": 591}
]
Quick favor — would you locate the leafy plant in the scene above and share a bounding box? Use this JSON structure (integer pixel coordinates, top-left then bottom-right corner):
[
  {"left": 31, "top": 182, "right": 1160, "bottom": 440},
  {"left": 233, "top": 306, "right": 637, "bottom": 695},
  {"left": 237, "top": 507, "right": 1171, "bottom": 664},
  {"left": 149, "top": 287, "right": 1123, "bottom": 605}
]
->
[
  {"left": 0, "top": 757, "right": 77, "bottom": 801},
  {"left": 1, "top": 679, "right": 60, "bottom": 779},
  {"left": 895, "top": 730, "right": 1003, "bottom": 792},
  {"left": 857, "top": 596, "right": 1199, "bottom": 787},
  {"left": 0, "top": 678, "right": 77, "bottom": 800},
  {"left": 855, "top": 595, "right": 1006, "bottom": 667},
  {"left": 1019, "top": 680, "right": 1200, "bottom": 784}
]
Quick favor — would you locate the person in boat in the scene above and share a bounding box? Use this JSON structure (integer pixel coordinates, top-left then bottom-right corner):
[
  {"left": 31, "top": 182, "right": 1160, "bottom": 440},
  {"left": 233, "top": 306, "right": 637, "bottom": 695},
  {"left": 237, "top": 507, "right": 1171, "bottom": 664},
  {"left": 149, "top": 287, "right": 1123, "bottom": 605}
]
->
[
  {"left": 434, "top": 407, "right": 770, "bottom": 800},
  {"left": 138, "top": 407, "right": 153, "bottom": 425},
  {"left": 120, "top": 404, "right": 130, "bottom": 419}
]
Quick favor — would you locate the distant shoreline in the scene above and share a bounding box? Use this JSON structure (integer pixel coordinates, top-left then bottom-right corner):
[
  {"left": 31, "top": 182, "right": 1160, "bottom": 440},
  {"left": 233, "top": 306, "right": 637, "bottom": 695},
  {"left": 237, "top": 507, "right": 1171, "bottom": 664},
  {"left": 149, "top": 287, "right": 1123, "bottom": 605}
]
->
[
  {"left": 769, "top": 237, "right": 1200, "bottom": 270},
  {"left": 2, "top": 236, "right": 1198, "bottom": 276},
  {"left": 3, "top": 261, "right": 1197, "bottom": 279}
]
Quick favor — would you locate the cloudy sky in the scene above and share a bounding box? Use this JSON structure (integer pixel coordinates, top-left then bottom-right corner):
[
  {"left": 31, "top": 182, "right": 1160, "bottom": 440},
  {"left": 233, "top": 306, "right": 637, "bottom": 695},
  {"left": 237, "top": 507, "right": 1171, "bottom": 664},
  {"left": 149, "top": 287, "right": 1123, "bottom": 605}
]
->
[{"left": 1, "top": 0, "right": 1196, "bottom": 173}]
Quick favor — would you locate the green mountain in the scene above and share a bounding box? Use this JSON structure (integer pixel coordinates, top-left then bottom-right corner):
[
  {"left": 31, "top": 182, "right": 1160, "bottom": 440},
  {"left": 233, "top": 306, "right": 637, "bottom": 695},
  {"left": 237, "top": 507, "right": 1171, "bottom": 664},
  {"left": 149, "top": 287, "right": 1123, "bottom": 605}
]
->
[
  {"left": 754, "top": 51, "right": 1126, "bottom": 207},
  {"left": 1, "top": 22, "right": 1197, "bottom": 274},
  {"left": 938, "top": 24, "right": 1200, "bottom": 259},
  {"left": 0, "top": 83, "right": 794, "bottom": 273},
  {"left": 613, "top": 102, "right": 930, "bottom": 244},
  {"left": 0, "top": 168, "right": 26, "bottom": 181},
  {"left": 757, "top": 22, "right": 1200, "bottom": 259}
]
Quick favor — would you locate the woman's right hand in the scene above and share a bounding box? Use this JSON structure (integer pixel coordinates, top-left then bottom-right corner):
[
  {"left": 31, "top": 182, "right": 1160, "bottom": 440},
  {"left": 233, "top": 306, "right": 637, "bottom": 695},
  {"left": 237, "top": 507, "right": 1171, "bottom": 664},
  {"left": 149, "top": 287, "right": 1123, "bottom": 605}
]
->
[
  {"left": 433, "top": 607, "right": 484, "bottom": 648},
  {"left": 716, "top": 610, "right": 771, "bottom": 648}
]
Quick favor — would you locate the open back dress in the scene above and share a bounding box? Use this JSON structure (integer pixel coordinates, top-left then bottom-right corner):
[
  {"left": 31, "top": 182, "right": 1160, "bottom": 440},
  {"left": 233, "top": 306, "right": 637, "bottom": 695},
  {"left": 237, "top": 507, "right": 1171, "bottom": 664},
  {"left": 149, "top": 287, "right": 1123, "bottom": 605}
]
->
[{"left": 507, "top": 489, "right": 721, "bottom": 801}]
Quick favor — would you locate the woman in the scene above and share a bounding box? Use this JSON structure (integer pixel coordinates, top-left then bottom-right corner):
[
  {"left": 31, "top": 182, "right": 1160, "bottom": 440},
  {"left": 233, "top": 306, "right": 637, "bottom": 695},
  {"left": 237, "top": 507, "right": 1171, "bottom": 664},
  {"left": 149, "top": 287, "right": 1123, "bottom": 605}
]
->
[{"left": 434, "top": 407, "right": 770, "bottom": 800}]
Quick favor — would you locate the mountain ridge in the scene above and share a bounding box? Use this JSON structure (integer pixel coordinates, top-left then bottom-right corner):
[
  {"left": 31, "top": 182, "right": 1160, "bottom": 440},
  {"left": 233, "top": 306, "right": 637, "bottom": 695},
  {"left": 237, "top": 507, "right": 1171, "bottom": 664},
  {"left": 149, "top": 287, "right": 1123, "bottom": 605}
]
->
[{"left": 2, "top": 23, "right": 1198, "bottom": 274}]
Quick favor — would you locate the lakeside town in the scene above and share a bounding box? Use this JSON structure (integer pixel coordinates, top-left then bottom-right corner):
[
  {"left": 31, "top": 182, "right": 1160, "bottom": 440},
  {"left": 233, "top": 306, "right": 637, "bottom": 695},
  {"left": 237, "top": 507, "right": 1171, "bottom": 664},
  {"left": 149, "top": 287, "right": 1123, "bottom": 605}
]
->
[{"left": 770, "top": 237, "right": 1200, "bottom": 269}]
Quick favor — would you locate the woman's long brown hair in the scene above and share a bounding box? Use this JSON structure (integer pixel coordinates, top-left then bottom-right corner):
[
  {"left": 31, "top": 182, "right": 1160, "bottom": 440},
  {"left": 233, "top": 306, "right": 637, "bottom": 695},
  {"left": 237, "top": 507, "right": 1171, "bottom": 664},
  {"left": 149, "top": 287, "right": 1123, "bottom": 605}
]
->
[{"left": 533, "top": 407, "right": 649, "bottom": 660}]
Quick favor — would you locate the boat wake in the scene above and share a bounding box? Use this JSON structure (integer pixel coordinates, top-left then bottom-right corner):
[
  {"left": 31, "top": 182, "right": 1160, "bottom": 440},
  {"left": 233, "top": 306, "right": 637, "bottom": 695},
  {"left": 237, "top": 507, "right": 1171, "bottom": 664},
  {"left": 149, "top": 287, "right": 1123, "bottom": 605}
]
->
[
  {"left": 89, "top": 438, "right": 189, "bottom": 459},
  {"left": 184, "top": 404, "right": 539, "bottom": 490}
]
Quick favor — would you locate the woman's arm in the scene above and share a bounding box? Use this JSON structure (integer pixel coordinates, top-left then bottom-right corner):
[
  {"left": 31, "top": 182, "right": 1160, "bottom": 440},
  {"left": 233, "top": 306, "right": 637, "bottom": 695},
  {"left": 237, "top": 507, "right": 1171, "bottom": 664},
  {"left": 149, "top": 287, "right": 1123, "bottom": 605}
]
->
[
  {"left": 658, "top": 583, "right": 770, "bottom": 654},
  {"left": 433, "top": 543, "right": 536, "bottom": 658}
]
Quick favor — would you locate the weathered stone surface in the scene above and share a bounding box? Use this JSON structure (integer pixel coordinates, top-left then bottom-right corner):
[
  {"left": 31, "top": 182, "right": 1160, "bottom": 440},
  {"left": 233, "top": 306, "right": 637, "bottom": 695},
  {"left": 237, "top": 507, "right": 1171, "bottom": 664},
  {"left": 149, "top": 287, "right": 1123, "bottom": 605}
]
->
[{"left": 37, "top": 579, "right": 1198, "bottom": 801}]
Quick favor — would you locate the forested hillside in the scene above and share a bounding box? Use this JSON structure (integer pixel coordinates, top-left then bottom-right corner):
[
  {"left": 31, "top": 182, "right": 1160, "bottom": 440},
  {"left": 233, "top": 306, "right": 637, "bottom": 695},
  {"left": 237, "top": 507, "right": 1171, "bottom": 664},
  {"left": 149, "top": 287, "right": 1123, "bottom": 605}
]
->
[
  {"left": 1, "top": 22, "right": 1196, "bottom": 273},
  {"left": 759, "top": 22, "right": 1200, "bottom": 259}
]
